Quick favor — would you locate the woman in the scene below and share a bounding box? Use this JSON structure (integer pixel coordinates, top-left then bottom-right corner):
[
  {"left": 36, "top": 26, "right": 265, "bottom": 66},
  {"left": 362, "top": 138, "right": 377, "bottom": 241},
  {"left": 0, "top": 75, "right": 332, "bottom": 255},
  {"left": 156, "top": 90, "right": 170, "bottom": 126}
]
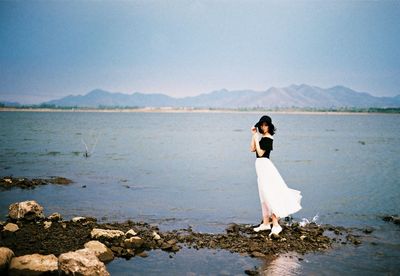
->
[{"left": 250, "top": 115, "right": 302, "bottom": 236}]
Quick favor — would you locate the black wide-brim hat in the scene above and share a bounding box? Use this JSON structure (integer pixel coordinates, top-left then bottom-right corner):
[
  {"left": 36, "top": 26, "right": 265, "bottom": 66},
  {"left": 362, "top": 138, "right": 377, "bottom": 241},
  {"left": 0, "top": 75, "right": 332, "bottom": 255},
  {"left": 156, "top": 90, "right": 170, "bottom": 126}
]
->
[{"left": 255, "top": 115, "right": 272, "bottom": 127}]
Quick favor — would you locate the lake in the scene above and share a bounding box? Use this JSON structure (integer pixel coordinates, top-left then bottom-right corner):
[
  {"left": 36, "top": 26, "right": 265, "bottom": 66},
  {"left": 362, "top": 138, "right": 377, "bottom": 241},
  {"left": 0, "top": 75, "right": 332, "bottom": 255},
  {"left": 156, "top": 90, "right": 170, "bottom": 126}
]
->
[{"left": 1, "top": 111, "right": 399, "bottom": 274}]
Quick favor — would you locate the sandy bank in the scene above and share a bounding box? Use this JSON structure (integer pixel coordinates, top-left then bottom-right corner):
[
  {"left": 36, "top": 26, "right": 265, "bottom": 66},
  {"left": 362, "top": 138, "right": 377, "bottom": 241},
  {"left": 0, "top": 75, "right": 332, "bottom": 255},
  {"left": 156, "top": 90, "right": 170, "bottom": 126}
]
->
[{"left": 1, "top": 107, "right": 396, "bottom": 115}]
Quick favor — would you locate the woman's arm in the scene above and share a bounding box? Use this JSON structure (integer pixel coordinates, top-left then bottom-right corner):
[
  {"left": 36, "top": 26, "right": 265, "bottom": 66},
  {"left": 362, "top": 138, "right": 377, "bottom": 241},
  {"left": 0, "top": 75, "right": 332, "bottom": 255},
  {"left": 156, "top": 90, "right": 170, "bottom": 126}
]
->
[
  {"left": 250, "top": 127, "right": 257, "bottom": 152},
  {"left": 253, "top": 134, "right": 266, "bottom": 157},
  {"left": 250, "top": 127, "right": 265, "bottom": 156},
  {"left": 250, "top": 137, "right": 256, "bottom": 152}
]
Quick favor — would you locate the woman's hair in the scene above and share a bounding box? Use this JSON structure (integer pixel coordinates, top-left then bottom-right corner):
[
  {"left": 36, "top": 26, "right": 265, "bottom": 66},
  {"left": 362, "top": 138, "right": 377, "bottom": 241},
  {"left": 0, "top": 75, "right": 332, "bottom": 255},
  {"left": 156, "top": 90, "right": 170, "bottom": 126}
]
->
[{"left": 257, "top": 122, "right": 276, "bottom": 135}]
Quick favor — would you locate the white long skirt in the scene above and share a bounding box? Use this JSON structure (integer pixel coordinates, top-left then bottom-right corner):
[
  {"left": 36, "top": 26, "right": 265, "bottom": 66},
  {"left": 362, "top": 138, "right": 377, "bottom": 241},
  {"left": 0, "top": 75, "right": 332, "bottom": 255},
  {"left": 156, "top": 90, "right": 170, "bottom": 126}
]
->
[{"left": 256, "top": 158, "right": 302, "bottom": 218}]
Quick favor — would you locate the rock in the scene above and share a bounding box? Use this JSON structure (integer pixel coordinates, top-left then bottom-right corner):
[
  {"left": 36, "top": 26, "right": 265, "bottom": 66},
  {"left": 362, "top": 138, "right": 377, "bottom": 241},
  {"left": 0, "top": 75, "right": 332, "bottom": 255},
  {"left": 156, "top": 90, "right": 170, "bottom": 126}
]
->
[
  {"left": 152, "top": 231, "right": 161, "bottom": 240},
  {"left": 47, "top": 212, "right": 62, "bottom": 221},
  {"left": 382, "top": 215, "right": 393, "bottom": 222},
  {"left": 8, "top": 200, "right": 44, "bottom": 221},
  {"left": 300, "top": 235, "right": 307, "bottom": 241},
  {"left": 91, "top": 228, "right": 125, "bottom": 240},
  {"left": 346, "top": 234, "right": 362, "bottom": 245},
  {"left": 58, "top": 248, "right": 109, "bottom": 276},
  {"left": 136, "top": 251, "right": 148, "bottom": 258},
  {"left": 72, "top": 217, "right": 86, "bottom": 223},
  {"left": 226, "top": 223, "right": 239, "bottom": 234},
  {"left": 9, "top": 253, "right": 58, "bottom": 275},
  {"left": 126, "top": 249, "right": 134, "bottom": 257},
  {"left": 3, "top": 223, "right": 19, "bottom": 233},
  {"left": 0, "top": 247, "right": 14, "bottom": 272},
  {"left": 48, "top": 177, "right": 73, "bottom": 185},
  {"left": 382, "top": 215, "right": 400, "bottom": 224},
  {"left": 171, "top": 245, "right": 180, "bottom": 252},
  {"left": 110, "top": 246, "right": 124, "bottom": 255},
  {"left": 363, "top": 227, "right": 374, "bottom": 234},
  {"left": 43, "top": 221, "right": 52, "bottom": 229},
  {"left": 167, "top": 239, "right": 177, "bottom": 245},
  {"left": 161, "top": 243, "right": 173, "bottom": 251},
  {"left": 125, "top": 229, "right": 137, "bottom": 237},
  {"left": 124, "top": 237, "right": 144, "bottom": 249},
  {"left": 251, "top": 251, "right": 265, "bottom": 257},
  {"left": 270, "top": 233, "right": 280, "bottom": 240},
  {"left": 84, "top": 241, "right": 114, "bottom": 263},
  {"left": 244, "top": 269, "right": 259, "bottom": 275}
]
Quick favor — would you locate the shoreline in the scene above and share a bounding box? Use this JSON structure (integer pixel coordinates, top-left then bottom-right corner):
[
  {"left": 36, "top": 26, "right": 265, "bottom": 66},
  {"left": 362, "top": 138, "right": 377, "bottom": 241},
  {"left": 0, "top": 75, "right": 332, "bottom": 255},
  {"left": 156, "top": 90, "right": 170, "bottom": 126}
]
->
[
  {"left": 2, "top": 177, "right": 394, "bottom": 274},
  {"left": 0, "top": 200, "right": 360, "bottom": 275},
  {"left": 1, "top": 107, "right": 399, "bottom": 115}
]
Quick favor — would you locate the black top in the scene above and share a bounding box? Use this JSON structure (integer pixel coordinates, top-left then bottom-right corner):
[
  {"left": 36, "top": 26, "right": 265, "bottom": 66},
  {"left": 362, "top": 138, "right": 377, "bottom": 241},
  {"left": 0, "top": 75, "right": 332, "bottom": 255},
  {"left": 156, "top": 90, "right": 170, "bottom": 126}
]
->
[{"left": 256, "top": 137, "right": 273, "bottom": 158}]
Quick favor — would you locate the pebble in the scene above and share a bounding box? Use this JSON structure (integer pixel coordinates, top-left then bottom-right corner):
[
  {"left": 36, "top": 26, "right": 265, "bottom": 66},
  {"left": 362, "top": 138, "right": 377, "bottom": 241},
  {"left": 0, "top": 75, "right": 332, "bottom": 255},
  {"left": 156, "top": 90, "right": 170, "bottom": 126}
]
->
[
  {"left": 44, "top": 221, "right": 52, "bottom": 229},
  {"left": 125, "top": 229, "right": 137, "bottom": 237},
  {"left": 72, "top": 217, "right": 86, "bottom": 223},
  {"left": 152, "top": 231, "right": 161, "bottom": 240},
  {"left": 3, "top": 223, "right": 19, "bottom": 233}
]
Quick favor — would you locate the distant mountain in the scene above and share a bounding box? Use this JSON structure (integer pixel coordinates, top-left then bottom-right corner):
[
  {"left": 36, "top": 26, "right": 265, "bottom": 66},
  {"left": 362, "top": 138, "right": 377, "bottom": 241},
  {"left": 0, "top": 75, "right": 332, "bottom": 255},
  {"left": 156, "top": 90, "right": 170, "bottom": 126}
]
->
[
  {"left": 45, "top": 89, "right": 176, "bottom": 108},
  {"left": 0, "top": 101, "right": 21, "bottom": 107},
  {"left": 43, "top": 85, "right": 400, "bottom": 108}
]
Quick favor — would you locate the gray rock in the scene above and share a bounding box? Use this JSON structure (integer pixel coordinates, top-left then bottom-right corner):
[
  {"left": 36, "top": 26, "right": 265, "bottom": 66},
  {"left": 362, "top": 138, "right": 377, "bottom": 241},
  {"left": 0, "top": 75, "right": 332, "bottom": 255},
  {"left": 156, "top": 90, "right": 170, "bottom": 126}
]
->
[
  {"left": 226, "top": 223, "right": 239, "bottom": 234},
  {"left": 8, "top": 200, "right": 44, "bottom": 221},
  {"left": 58, "top": 248, "right": 110, "bottom": 276},
  {"left": 84, "top": 241, "right": 114, "bottom": 263},
  {"left": 8, "top": 253, "right": 58, "bottom": 275},
  {"left": 0, "top": 247, "right": 14, "bottom": 272}
]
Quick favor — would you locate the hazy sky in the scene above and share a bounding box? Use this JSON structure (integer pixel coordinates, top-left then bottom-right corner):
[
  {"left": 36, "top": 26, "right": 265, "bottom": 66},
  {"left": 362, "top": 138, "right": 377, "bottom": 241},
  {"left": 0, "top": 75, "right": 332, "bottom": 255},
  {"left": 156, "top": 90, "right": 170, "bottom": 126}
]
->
[{"left": 1, "top": 1, "right": 399, "bottom": 104}]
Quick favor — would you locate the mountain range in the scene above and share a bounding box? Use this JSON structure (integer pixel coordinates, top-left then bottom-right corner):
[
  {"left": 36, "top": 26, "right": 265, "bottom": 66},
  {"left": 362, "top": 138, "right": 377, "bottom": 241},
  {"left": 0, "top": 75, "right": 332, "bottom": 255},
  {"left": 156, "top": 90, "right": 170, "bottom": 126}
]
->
[{"left": 4, "top": 84, "right": 400, "bottom": 109}]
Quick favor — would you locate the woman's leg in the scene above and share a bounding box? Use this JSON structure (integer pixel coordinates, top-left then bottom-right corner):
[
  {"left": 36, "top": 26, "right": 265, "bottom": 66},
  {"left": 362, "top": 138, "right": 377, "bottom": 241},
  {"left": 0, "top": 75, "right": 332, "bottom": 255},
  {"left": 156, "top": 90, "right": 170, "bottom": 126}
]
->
[
  {"left": 271, "top": 213, "right": 279, "bottom": 226},
  {"left": 254, "top": 202, "right": 272, "bottom": 232},
  {"left": 270, "top": 213, "right": 282, "bottom": 236},
  {"left": 261, "top": 202, "right": 272, "bottom": 225}
]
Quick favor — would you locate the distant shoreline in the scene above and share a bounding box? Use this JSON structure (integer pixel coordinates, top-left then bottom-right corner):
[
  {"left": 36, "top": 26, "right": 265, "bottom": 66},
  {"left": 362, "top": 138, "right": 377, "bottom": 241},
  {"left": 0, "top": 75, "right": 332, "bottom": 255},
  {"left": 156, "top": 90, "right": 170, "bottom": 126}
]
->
[{"left": 1, "top": 107, "right": 399, "bottom": 115}]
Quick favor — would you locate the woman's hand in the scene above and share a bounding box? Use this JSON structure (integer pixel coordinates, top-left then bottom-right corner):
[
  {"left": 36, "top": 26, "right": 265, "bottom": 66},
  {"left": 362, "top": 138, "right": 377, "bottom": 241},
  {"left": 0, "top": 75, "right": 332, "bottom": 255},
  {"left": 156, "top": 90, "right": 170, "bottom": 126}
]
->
[{"left": 251, "top": 126, "right": 257, "bottom": 134}]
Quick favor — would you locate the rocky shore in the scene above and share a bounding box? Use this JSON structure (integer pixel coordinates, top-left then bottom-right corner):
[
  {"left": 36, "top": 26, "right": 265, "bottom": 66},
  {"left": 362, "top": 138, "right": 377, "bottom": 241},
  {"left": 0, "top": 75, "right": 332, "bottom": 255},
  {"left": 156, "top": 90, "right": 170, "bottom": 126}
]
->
[
  {"left": 0, "top": 176, "right": 73, "bottom": 190},
  {"left": 0, "top": 200, "right": 366, "bottom": 275}
]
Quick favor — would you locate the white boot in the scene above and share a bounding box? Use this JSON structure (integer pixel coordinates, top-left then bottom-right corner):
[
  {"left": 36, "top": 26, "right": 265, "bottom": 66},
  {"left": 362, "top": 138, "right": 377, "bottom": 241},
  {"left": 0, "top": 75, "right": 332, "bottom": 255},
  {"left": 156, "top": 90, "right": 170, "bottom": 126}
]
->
[
  {"left": 253, "top": 223, "right": 271, "bottom": 232},
  {"left": 269, "top": 224, "right": 282, "bottom": 236}
]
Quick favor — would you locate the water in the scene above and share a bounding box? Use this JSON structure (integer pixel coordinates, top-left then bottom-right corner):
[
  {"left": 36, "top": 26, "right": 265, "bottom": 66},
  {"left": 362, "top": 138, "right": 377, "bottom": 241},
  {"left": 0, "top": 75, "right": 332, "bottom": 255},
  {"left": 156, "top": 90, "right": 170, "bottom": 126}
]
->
[{"left": 1, "top": 111, "right": 399, "bottom": 274}]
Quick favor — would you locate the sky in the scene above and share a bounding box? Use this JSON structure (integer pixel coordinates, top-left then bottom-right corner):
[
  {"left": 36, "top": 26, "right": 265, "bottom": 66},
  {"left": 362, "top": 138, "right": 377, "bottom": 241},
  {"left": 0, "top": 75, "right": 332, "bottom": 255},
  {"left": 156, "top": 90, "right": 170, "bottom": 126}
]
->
[{"left": 1, "top": 0, "right": 399, "bottom": 104}]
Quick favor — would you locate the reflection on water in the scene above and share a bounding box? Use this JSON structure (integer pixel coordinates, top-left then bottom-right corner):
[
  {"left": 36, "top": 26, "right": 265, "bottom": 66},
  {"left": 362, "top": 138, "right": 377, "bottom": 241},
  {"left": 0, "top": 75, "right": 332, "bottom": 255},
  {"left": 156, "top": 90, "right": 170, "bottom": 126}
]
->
[
  {"left": 259, "top": 253, "right": 302, "bottom": 275},
  {"left": 107, "top": 246, "right": 261, "bottom": 275}
]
